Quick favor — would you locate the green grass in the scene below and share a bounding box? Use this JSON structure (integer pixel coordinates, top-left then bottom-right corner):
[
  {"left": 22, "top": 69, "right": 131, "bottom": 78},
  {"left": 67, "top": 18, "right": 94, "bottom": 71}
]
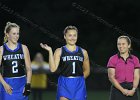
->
[{"left": 29, "top": 90, "right": 110, "bottom": 100}]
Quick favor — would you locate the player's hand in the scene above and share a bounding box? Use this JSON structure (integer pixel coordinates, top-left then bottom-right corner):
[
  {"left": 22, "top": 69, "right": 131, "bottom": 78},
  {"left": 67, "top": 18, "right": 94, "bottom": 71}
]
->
[
  {"left": 23, "top": 83, "right": 31, "bottom": 96},
  {"left": 3, "top": 83, "right": 13, "bottom": 95},
  {"left": 127, "top": 90, "right": 135, "bottom": 96},
  {"left": 40, "top": 43, "right": 52, "bottom": 51},
  {"left": 121, "top": 89, "right": 128, "bottom": 96}
]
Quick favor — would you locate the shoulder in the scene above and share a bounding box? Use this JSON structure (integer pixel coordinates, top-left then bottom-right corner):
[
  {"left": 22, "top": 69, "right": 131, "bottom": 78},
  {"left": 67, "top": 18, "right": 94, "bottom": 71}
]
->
[
  {"left": 131, "top": 54, "right": 139, "bottom": 61},
  {"left": 21, "top": 44, "right": 28, "bottom": 49},
  {"left": 79, "top": 47, "right": 88, "bottom": 58},
  {"left": 21, "top": 44, "right": 29, "bottom": 53},
  {"left": 109, "top": 54, "right": 118, "bottom": 60},
  {"left": 78, "top": 46, "right": 87, "bottom": 54},
  {"left": 131, "top": 54, "right": 138, "bottom": 58},
  {"left": 21, "top": 44, "right": 29, "bottom": 50},
  {"left": 55, "top": 47, "right": 61, "bottom": 52},
  {"left": 54, "top": 47, "right": 62, "bottom": 56},
  {"left": 107, "top": 54, "right": 118, "bottom": 67},
  {"left": 81, "top": 48, "right": 88, "bottom": 55}
]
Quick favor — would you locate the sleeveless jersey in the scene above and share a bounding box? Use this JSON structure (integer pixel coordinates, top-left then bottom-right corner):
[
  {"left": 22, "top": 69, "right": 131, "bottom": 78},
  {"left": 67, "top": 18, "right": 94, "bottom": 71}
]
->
[
  {"left": 58, "top": 46, "right": 84, "bottom": 77},
  {"left": 1, "top": 43, "right": 26, "bottom": 77}
]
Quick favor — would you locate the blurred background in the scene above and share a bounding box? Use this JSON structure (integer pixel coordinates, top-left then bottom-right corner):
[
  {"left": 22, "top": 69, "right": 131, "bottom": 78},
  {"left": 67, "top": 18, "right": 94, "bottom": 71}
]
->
[{"left": 0, "top": 0, "right": 140, "bottom": 100}]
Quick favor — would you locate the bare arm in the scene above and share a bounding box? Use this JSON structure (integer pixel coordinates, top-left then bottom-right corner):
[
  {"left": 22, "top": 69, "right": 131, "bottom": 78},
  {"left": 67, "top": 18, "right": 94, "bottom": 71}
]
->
[
  {"left": 53, "top": 48, "right": 61, "bottom": 72},
  {"left": 0, "top": 46, "right": 5, "bottom": 85},
  {"left": 82, "top": 49, "right": 90, "bottom": 79},
  {"left": 133, "top": 69, "right": 140, "bottom": 90},
  {"left": 40, "top": 43, "right": 61, "bottom": 72},
  {"left": 125, "top": 68, "right": 140, "bottom": 96},
  {"left": 0, "top": 46, "right": 13, "bottom": 94},
  {"left": 22, "top": 45, "right": 32, "bottom": 83},
  {"left": 48, "top": 48, "right": 61, "bottom": 72},
  {"left": 108, "top": 68, "right": 128, "bottom": 95}
]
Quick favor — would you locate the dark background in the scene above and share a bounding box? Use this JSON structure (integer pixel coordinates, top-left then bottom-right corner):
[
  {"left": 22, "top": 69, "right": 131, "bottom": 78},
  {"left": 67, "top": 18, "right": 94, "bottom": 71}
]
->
[{"left": 0, "top": 0, "right": 140, "bottom": 99}]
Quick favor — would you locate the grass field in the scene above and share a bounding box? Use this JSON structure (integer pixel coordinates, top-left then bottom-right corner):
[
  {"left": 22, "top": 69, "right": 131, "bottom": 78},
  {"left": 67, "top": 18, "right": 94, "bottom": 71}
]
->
[
  {"left": 29, "top": 90, "right": 110, "bottom": 100},
  {"left": 29, "top": 90, "right": 140, "bottom": 100}
]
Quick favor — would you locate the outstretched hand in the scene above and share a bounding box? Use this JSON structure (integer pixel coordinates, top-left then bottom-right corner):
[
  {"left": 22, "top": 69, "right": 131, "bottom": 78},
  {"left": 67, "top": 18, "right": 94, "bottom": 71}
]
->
[{"left": 40, "top": 43, "right": 52, "bottom": 51}]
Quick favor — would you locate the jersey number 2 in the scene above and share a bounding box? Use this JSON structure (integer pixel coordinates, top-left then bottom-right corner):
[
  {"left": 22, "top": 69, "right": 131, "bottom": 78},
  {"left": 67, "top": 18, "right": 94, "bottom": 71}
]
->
[
  {"left": 72, "top": 62, "right": 76, "bottom": 74},
  {"left": 12, "top": 61, "right": 18, "bottom": 73}
]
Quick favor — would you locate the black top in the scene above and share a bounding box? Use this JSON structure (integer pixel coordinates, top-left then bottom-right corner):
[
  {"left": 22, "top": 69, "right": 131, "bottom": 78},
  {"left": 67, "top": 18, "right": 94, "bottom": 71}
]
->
[
  {"left": 58, "top": 46, "right": 84, "bottom": 77},
  {"left": 1, "top": 43, "right": 26, "bottom": 77}
]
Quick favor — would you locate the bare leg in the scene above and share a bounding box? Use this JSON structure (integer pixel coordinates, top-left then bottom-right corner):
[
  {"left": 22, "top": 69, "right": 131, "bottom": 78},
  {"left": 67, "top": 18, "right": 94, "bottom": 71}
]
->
[{"left": 60, "top": 97, "right": 69, "bottom": 100}]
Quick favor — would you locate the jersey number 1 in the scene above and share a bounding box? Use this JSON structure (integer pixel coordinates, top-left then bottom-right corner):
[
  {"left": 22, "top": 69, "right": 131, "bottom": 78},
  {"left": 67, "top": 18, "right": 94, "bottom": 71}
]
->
[
  {"left": 12, "top": 61, "right": 18, "bottom": 73},
  {"left": 72, "top": 62, "right": 76, "bottom": 74}
]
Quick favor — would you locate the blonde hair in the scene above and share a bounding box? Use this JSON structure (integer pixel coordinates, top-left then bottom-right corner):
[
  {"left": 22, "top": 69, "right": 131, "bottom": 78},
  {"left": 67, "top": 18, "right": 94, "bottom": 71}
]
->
[{"left": 4, "top": 22, "right": 20, "bottom": 43}]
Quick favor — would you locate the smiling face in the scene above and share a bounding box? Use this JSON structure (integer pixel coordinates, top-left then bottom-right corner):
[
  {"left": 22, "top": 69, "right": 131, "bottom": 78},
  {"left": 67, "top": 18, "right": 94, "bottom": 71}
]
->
[
  {"left": 4, "top": 22, "right": 20, "bottom": 44},
  {"left": 64, "top": 29, "right": 78, "bottom": 45},
  {"left": 6, "top": 27, "right": 19, "bottom": 44},
  {"left": 117, "top": 37, "right": 131, "bottom": 54}
]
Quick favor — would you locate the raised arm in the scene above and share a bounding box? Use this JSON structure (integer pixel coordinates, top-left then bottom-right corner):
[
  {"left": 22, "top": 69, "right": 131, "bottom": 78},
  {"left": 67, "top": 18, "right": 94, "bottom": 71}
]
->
[{"left": 40, "top": 43, "right": 61, "bottom": 72}]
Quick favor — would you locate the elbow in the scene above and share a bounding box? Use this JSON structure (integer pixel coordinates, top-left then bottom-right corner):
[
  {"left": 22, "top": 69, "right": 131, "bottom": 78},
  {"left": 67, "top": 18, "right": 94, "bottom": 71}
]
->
[
  {"left": 108, "top": 78, "right": 112, "bottom": 82},
  {"left": 50, "top": 68, "right": 56, "bottom": 73},
  {"left": 49, "top": 65, "right": 57, "bottom": 73},
  {"left": 84, "top": 70, "right": 90, "bottom": 78},
  {"left": 87, "top": 70, "right": 90, "bottom": 77},
  {"left": 50, "top": 68, "right": 54, "bottom": 72},
  {"left": 108, "top": 76, "right": 114, "bottom": 82},
  {"left": 27, "top": 67, "right": 32, "bottom": 73},
  {"left": 134, "top": 76, "right": 140, "bottom": 81}
]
